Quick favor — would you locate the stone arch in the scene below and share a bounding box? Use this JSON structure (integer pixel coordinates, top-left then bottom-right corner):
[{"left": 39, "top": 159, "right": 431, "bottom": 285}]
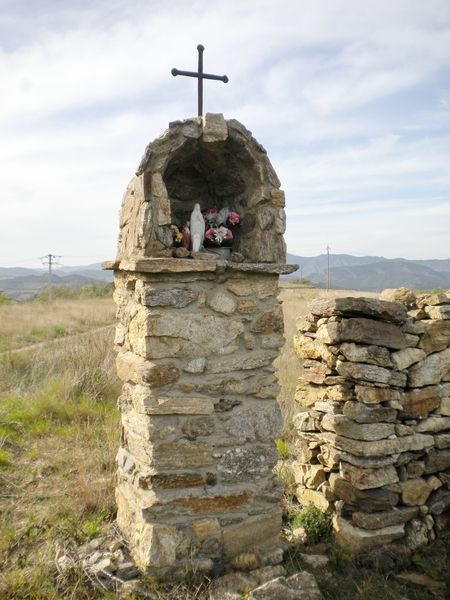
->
[{"left": 116, "top": 114, "right": 286, "bottom": 264}]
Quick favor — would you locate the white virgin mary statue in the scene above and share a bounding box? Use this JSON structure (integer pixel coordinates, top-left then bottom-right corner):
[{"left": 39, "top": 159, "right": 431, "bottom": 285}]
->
[{"left": 190, "top": 204, "right": 205, "bottom": 253}]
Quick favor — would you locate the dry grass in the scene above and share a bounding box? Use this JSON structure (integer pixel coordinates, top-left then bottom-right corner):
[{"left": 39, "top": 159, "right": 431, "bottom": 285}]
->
[
  {"left": 276, "top": 286, "right": 380, "bottom": 424},
  {"left": 7, "top": 288, "right": 443, "bottom": 600},
  {"left": 0, "top": 301, "right": 120, "bottom": 599},
  {"left": 0, "top": 298, "right": 115, "bottom": 352}
]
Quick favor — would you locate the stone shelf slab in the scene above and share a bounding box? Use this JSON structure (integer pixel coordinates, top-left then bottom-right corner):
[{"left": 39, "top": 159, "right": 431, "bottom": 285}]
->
[{"left": 103, "top": 258, "right": 298, "bottom": 275}]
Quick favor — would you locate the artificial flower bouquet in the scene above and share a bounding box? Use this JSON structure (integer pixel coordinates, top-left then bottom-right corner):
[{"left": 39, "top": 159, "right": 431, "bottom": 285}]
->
[{"left": 203, "top": 207, "right": 240, "bottom": 247}]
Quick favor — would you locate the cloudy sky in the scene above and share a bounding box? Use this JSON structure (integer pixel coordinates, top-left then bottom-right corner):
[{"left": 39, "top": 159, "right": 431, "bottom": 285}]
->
[{"left": 1, "top": 0, "right": 449, "bottom": 268}]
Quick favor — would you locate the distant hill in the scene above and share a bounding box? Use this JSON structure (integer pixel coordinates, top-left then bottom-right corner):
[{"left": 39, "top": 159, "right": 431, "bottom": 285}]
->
[
  {"left": 0, "top": 263, "right": 113, "bottom": 300},
  {"left": 286, "top": 253, "right": 450, "bottom": 292},
  {"left": 2, "top": 255, "right": 450, "bottom": 299}
]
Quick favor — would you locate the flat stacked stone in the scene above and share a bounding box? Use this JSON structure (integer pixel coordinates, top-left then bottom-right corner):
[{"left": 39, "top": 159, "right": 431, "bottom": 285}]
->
[
  {"left": 112, "top": 265, "right": 289, "bottom": 575},
  {"left": 291, "top": 291, "right": 450, "bottom": 550}
]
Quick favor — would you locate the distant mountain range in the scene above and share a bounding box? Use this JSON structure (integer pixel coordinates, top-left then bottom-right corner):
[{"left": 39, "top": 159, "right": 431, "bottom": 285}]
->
[
  {"left": 286, "top": 254, "right": 450, "bottom": 292},
  {"left": 0, "top": 263, "right": 112, "bottom": 300},
  {"left": 1, "top": 254, "right": 450, "bottom": 299}
]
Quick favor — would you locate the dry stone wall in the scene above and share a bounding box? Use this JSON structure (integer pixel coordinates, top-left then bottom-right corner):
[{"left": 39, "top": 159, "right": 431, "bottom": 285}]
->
[
  {"left": 292, "top": 291, "right": 450, "bottom": 551},
  {"left": 113, "top": 264, "right": 288, "bottom": 576}
]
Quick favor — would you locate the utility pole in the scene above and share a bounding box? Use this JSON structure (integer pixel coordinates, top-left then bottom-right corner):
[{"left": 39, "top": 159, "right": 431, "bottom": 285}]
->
[
  {"left": 40, "top": 254, "right": 60, "bottom": 301},
  {"left": 326, "top": 245, "right": 331, "bottom": 293}
]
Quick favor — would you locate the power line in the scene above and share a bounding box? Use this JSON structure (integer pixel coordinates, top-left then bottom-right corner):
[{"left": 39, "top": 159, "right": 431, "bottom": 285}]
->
[{"left": 40, "top": 254, "right": 61, "bottom": 301}]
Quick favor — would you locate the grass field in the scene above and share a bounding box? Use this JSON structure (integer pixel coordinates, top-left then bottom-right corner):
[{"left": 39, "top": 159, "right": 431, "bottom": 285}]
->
[
  {"left": 0, "top": 298, "right": 115, "bottom": 352},
  {"left": 0, "top": 299, "right": 119, "bottom": 599},
  {"left": 0, "top": 290, "right": 449, "bottom": 599}
]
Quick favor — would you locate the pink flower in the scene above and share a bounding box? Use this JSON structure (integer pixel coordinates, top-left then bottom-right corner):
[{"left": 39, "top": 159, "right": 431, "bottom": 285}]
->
[
  {"left": 227, "top": 211, "right": 240, "bottom": 225},
  {"left": 223, "top": 228, "right": 233, "bottom": 240},
  {"left": 205, "top": 228, "right": 216, "bottom": 241}
]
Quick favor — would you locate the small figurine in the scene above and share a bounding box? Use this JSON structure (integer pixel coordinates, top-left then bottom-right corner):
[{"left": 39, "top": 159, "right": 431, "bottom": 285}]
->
[
  {"left": 182, "top": 222, "right": 191, "bottom": 250},
  {"left": 190, "top": 203, "right": 205, "bottom": 253}
]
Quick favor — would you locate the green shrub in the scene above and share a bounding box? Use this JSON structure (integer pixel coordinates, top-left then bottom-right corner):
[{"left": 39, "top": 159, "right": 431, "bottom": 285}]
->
[
  {"left": 35, "top": 282, "right": 113, "bottom": 302},
  {"left": 81, "top": 508, "right": 111, "bottom": 540},
  {"left": 0, "top": 291, "right": 11, "bottom": 304},
  {"left": 275, "top": 437, "right": 291, "bottom": 459},
  {"left": 293, "top": 504, "right": 331, "bottom": 544}
]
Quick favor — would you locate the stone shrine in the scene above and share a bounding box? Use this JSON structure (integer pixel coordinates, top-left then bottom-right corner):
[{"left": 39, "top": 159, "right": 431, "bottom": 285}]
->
[{"left": 104, "top": 113, "right": 296, "bottom": 576}]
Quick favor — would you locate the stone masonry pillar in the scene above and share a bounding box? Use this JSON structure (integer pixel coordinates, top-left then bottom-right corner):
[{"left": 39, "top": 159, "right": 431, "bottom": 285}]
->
[{"left": 104, "top": 114, "right": 296, "bottom": 576}]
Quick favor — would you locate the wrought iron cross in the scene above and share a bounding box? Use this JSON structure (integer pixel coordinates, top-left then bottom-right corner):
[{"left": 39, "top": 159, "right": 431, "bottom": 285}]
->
[{"left": 172, "top": 44, "right": 229, "bottom": 116}]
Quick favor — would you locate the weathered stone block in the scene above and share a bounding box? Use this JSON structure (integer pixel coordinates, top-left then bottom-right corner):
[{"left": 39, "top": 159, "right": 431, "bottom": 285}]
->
[
  {"left": 408, "top": 349, "right": 450, "bottom": 387},
  {"left": 336, "top": 360, "right": 406, "bottom": 387},
  {"left": 181, "top": 416, "right": 215, "bottom": 440},
  {"left": 400, "top": 479, "right": 432, "bottom": 505},
  {"left": 217, "top": 446, "right": 278, "bottom": 482},
  {"left": 380, "top": 287, "right": 416, "bottom": 307},
  {"left": 140, "top": 286, "right": 197, "bottom": 308},
  {"left": 329, "top": 475, "right": 399, "bottom": 511},
  {"left": 294, "top": 334, "right": 337, "bottom": 367},
  {"left": 126, "top": 385, "right": 214, "bottom": 415},
  {"left": 146, "top": 313, "right": 244, "bottom": 355},
  {"left": 437, "top": 396, "right": 450, "bottom": 415},
  {"left": 321, "top": 414, "right": 395, "bottom": 441},
  {"left": 248, "top": 572, "right": 323, "bottom": 600},
  {"left": 355, "top": 385, "right": 401, "bottom": 405},
  {"left": 202, "top": 112, "right": 228, "bottom": 142},
  {"left": 391, "top": 348, "right": 426, "bottom": 371},
  {"left": 183, "top": 357, "right": 206, "bottom": 373},
  {"left": 425, "top": 305, "right": 450, "bottom": 319},
  {"left": 352, "top": 507, "right": 418, "bottom": 530},
  {"left": 434, "top": 433, "right": 450, "bottom": 449},
  {"left": 151, "top": 441, "right": 212, "bottom": 469},
  {"left": 310, "top": 297, "right": 407, "bottom": 324},
  {"left": 226, "top": 277, "right": 278, "bottom": 298},
  {"left": 291, "top": 462, "right": 326, "bottom": 489},
  {"left": 340, "top": 462, "right": 398, "bottom": 490},
  {"left": 322, "top": 431, "right": 433, "bottom": 457},
  {"left": 250, "top": 306, "right": 284, "bottom": 333},
  {"left": 237, "top": 299, "right": 259, "bottom": 313},
  {"left": 343, "top": 401, "right": 397, "bottom": 423},
  {"left": 133, "top": 523, "right": 183, "bottom": 571},
  {"left": 424, "top": 448, "right": 450, "bottom": 473},
  {"left": 223, "top": 406, "right": 282, "bottom": 442},
  {"left": 340, "top": 342, "right": 392, "bottom": 367},
  {"left": 175, "top": 492, "right": 251, "bottom": 515},
  {"left": 427, "top": 488, "right": 450, "bottom": 515},
  {"left": 296, "top": 488, "right": 331, "bottom": 511},
  {"left": 339, "top": 318, "right": 407, "bottom": 349},
  {"left": 401, "top": 387, "right": 441, "bottom": 418},
  {"left": 420, "top": 320, "right": 450, "bottom": 353},
  {"left": 139, "top": 472, "right": 205, "bottom": 490},
  {"left": 294, "top": 411, "right": 321, "bottom": 432},
  {"left": 415, "top": 416, "right": 450, "bottom": 433},
  {"left": 303, "top": 360, "right": 332, "bottom": 384},
  {"left": 223, "top": 512, "right": 282, "bottom": 559},
  {"left": 333, "top": 515, "right": 404, "bottom": 550},
  {"left": 116, "top": 351, "right": 180, "bottom": 387},
  {"left": 207, "top": 289, "right": 237, "bottom": 315},
  {"left": 207, "top": 350, "right": 277, "bottom": 373},
  {"left": 417, "top": 292, "right": 449, "bottom": 307}
]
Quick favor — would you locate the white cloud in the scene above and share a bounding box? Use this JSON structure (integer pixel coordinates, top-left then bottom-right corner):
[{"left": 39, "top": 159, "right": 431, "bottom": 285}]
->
[{"left": 1, "top": 0, "right": 450, "bottom": 265}]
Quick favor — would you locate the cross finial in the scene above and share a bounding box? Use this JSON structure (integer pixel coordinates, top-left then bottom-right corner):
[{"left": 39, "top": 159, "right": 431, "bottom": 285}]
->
[{"left": 171, "top": 44, "right": 229, "bottom": 117}]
